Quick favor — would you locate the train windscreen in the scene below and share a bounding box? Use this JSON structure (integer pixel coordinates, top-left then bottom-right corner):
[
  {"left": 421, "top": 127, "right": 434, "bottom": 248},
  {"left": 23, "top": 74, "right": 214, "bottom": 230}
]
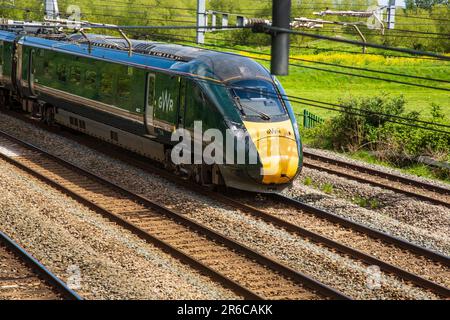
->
[{"left": 230, "top": 79, "right": 286, "bottom": 118}]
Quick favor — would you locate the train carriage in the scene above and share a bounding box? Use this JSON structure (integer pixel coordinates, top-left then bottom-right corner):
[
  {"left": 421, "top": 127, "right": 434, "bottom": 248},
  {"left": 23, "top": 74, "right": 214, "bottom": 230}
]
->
[{"left": 0, "top": 29, "right": 302, "bottom": 192}]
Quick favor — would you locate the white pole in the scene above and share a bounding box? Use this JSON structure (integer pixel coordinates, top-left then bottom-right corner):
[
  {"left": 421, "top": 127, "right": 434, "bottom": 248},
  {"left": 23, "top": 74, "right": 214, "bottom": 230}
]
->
[
  {"left": 197, "top": 0, "right": 206, "bottom": 44},
  {"left": 387, "top": 0, "right": 396, "bottom": 29},
  {"left": 44, "top": 0, "right": 60, "bottom": 20}
]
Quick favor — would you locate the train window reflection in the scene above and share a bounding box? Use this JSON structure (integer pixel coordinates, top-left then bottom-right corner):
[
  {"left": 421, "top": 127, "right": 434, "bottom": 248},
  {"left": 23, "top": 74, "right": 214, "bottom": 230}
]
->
[
  {"left": 56, "top": 64, "right": 67, "bottom": 82},
  {"left": 230, "top": 79, "right": 285, "bottom": 117},
  {"left": 85, "top": 70, "right": 97, "bottom": 90},
  {"left": 100, "top": 72, "right": 114, "bottom": 96},
  {"left": 117, "top": 75, "right": 131, "bottom": 98},
  {"left": 69, "top": 66, "right": 81, "bottom": 85}
]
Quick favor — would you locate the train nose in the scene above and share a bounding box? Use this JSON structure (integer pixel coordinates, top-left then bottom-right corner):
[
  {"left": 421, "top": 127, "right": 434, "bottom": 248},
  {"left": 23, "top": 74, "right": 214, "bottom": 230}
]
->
[{"left": 254, "top": 136, "right": 299, "bottom": 184}]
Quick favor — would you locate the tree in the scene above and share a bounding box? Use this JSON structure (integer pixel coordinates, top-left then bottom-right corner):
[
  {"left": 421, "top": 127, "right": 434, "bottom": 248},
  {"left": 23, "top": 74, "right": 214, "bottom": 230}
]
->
[{"left": 405, "top": 0, "right": 449, "bottom": 9}]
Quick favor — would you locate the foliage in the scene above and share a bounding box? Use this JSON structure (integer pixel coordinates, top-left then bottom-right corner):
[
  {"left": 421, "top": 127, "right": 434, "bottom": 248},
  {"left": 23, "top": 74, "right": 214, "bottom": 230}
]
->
[
  {"left": 1, "top": 0, "right": 449, "bottom": 52},
  {"left": 353, "top": 196, "right": 380, "bottom": 209},
  {"left": 320, "top": 182, "right": 334, "bottom": 194},
  {"left": 304, "top": 94, "right": 450, "bottom": 167},
  {"left": 406, "top": 0, "right": 449, "bottom": 9},
  {"left": 3, "top": 1, "right": 447, "bottom": 180},
  {"left": 303, "top": 176, "right": 313, "bottom": 186}
]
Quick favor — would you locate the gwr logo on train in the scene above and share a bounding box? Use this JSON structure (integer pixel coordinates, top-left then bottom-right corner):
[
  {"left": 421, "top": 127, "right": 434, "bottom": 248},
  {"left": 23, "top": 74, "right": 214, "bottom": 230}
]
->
[{"left": 158, "top": 90, "right": 174, "bottom": 113}]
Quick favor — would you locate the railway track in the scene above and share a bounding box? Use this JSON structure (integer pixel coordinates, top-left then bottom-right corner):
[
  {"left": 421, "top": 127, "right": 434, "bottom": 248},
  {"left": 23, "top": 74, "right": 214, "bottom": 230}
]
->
[
  {"left": 0, "top": 129, "right": 349, "bottom": 300},
  {"left": 0, "top": 231, "right": 81, "bottom": 300},
  {"left": 34, "top": 124, "right": 450, "bottom": 298},
  {"left": 303, "top": 151, "right": 450, "bottom": 208},
  {"left": 257, "top": 194, "right": 450, "bottom": 294},
  {"left": 50, "top": 129, "right": 450, "bottom": 297},
  {"left": 1, "top": 111, "right": 449, "bottom": 298}
]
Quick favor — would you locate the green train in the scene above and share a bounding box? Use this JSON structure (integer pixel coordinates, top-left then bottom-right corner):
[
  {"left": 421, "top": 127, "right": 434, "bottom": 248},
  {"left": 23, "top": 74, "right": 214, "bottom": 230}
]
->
[{"left": 0, "top": 29, "right": 302, "bottom": 192}]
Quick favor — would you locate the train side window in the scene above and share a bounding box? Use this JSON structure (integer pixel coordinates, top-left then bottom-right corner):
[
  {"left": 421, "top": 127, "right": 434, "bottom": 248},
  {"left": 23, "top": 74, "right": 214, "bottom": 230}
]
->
[
  {"left": 185, "top": 81, "right": 204, "bottom": 130},
  {"left": 117, "top": 74, "right": 131, "bottom": 98},
  {"left": 0, "top": 41, "right": 3, "bottom": 65},
  {"left": 0, "top": 41, "right": 3, "bottom": 76},
  {"left": 85, "top": 70, "right": 97, "bottom": 90},
  {"left": 69, "top": 66, "right": 81, "bottom": 85},
  {"left": 147, "top": 74, "right": 155, "bottom": 107},
  {"left": 100, "top": 72, "right": 113, "bottom": 96},
  {"left": 56, "top": 64, "right": 67, "bottom": 82},
  {"left": 43, "top": 59, "right": 53, "bottom": 78}
]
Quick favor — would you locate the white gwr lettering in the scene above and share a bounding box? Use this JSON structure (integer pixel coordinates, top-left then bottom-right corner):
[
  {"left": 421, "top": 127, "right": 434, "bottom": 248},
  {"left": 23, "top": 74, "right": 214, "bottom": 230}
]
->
[{"left": 158, "top": 90, "right": 174, "bottom": 113}]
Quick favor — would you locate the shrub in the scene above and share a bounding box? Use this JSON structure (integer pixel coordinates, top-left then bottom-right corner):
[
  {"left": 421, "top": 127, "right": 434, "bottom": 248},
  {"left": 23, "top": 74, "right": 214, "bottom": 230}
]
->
[
  {"left": 305, "top": 95, "right": 450, "bottom": 169},
  {"left": 321, "top": 183, "right": 334, "bottom": 194},
  {"left": 303, "top": 176, "right": 313, "bottom": 186}
]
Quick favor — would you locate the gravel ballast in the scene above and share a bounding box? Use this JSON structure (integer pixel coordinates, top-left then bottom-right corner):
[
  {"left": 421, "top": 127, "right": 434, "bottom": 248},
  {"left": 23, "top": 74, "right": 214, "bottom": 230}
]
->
[
  {"left": 0, "top": 158, "right": 237, "bottom": 300},
  {"left": 0, "top": 113, "right": 445, "bottom": 299},
  {"left": 290, "top": 167, "right": 450, "bottom": 256},
  {"left": 304, "top": 147, "right": 450, "bottom": 190}
]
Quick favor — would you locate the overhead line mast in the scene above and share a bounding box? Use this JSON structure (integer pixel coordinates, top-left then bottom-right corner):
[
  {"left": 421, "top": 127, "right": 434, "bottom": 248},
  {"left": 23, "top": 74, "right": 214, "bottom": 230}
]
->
[
  {"left": 271, "top": 0, "right": 291, "bottom": 76},
  {"left": 44, "top": 0, "right": 60, "bottom": 20}
]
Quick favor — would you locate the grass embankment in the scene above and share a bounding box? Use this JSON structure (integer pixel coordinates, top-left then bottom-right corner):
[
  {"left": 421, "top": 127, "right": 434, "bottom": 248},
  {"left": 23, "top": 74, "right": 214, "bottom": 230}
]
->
[
  {"left": 234, "top": 44, "right": 450, "bottom": 121},
  {"left": 234, "top": 44, "right": 450, "bottom": 183},
  {"left": 348, "top": 150, "right": 450, "bottom": 184}
]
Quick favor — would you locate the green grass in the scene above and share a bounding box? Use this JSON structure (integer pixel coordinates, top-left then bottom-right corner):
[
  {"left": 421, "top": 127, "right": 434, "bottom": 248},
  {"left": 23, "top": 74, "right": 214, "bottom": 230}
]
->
[
  {"left": 353, "top": 196, "right": 380, "bottom": 209},
  {"left": 320, "top": 183, "right": 334, "bottom": 194},
  {"left": 236, "top": 44, "right": 450, "bottom": 184},
  {"left": 6, "top": 1, "right": 449, "bottom": 123},
  {"left": 239, "top": 46, "right": 450, "bottom": 122},
  {"left": 303, "top": 176, "right": 313, "bottom": 186},
  {"left": 224, "top": 43, "right": 450, "bottom": 183},
  {"left": 349, "top": 150, "right": 450, "bottom": 184}
]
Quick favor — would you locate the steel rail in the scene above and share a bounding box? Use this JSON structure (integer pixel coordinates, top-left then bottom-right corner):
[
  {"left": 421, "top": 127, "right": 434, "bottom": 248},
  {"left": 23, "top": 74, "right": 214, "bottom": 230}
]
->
[
  {"left": 102, "top": 147, "right": 450, "bottom": 295},
  {"left": 1, "top": 111, "right": 448, "bottom": 297},
  {"left": 33, "top": 121, "right": 450, "bottom": 297},
  {"left": 77, "top": 135, "right": 450, "bottom": 294},
  {"left": 303, "top": 151, "right": 450, "bottom": 209},
  {"left": 304, "top": 151, "right": 450, "bottom": 195},
  {"left": 0, "top": 132, "right": 261, "bottom": 300},
  {"left": 0, "top": 129, "right": 348, "bottom": 300},
  {"left": 271, "top": 193, "right": 450, "bottom": 268},
  {"left": 46, "top": 118, "right": 448, "bottom": 267},
  {"left": 222, "top": 193, "right": 450, "bottom": 297},
  {"left": 0, "top": 231, "right": 82, "bottom": 300}
]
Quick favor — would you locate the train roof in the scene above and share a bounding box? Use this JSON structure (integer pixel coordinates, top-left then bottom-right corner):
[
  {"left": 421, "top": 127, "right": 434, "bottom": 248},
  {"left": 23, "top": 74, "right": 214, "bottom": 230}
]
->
[{"left": 0, "top": 30, "right": 272, "bottom": 83}]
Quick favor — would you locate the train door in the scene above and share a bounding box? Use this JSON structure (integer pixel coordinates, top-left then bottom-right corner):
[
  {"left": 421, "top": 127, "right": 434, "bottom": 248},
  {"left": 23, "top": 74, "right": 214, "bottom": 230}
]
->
[
  {"left": 27, "top": 49, "right": 36, "bottom": 97},
  {"left": 12, "top": 39, "right": 22, "bottom": 93},
  {"left": 0, "top": 41, "right": 3, "bottom": 83},
  {"left": 177, "top": 78, "right": 187, "bottom": 129},
  {"left": 13, "top": 45, "right": 35, "bottom": 98},
  {"left": 2, "top": 41, "right": 13, "bottom": 88},
  {"left": 145, "top": 73, "right": 156, "bottom": 136}
]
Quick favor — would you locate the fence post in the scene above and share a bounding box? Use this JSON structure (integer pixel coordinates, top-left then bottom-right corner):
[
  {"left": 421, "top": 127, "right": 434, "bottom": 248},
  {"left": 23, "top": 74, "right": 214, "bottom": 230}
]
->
[
  {"left": 302, "top": 109, "right": 324, "bottom": 129},
  {"left": 303, "top": 109, "right": 308, "bottom": 128}
]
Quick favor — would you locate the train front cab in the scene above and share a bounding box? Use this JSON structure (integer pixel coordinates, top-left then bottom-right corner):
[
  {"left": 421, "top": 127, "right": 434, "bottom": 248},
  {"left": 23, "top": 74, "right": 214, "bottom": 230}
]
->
[{"left": 215, "top": 78, "right": 302, "bottom": 193}]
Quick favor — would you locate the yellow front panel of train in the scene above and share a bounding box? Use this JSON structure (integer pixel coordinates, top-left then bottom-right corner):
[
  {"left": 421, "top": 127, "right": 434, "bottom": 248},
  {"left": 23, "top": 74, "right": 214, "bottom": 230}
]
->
[{"left": 244, "top": 120, "right": 299, "bottom": 184}]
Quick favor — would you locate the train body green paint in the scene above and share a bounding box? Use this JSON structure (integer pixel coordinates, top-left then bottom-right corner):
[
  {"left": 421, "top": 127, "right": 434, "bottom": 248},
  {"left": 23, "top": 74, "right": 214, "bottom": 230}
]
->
[{"left": 0, "top": 30, "right": 302, "bottom": 193}]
